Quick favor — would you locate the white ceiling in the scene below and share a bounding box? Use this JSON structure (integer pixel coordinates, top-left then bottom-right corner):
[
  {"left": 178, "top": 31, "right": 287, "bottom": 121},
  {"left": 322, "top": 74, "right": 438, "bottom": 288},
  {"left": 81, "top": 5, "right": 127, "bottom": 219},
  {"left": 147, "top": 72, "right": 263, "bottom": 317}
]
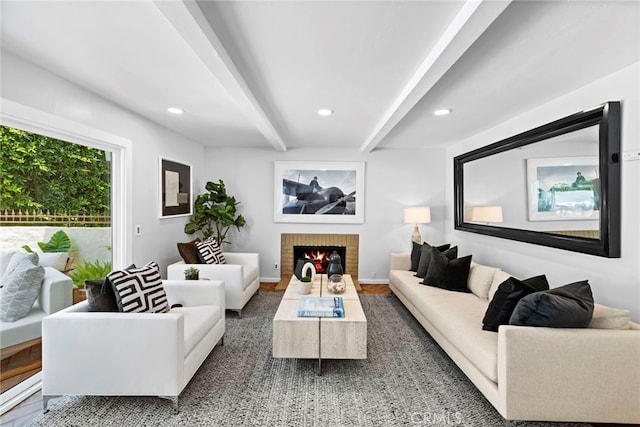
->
[{"left": 1, "top": 1, "right": 638, "bottom": 152}]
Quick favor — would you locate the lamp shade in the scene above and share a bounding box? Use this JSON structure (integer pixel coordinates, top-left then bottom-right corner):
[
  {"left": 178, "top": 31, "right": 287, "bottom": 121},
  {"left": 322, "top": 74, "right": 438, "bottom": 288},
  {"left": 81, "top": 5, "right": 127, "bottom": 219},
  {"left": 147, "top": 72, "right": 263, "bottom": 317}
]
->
[
  {"left": 470, "top": 206, "right": 503, "bottom": 223},
  {"left": 404, "top": 207, "right": 431, "bottom": 224}
]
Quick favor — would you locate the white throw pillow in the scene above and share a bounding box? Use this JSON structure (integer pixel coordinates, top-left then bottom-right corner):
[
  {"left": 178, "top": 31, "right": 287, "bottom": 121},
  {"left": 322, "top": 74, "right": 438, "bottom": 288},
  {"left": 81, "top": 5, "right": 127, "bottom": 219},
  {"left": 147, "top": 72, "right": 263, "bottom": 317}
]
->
[
  {"left": 38, "top": 252, "right": 69, "bottom": 272},
  {"left": 588, "top": 303, "right": 631, "bottom": 329},
  {"left": 488, "top": 270, "right": 511, "bottom": 302},
  {"left": 0, "top": 257, "right": 45, "bottom": 322},
  {"left": 0, "top": 252, "right": 39, "bottom": 286},
  {"left": 467, "top": 262, "right": 501, "bottom": 299}
]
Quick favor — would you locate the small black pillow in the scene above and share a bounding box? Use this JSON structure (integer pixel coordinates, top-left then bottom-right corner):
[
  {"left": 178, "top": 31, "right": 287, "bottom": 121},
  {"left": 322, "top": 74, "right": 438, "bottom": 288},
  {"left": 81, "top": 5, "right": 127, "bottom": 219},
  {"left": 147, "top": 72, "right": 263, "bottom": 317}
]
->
[
  {"left": 482, "top": 275, "right": 549, "bottom": 332},
  {"left": 415, "top": 244, "right": 455, "bottom": 278},
  {"left": 85, "top": 279, "right": 119, "bottom": 312},
  {"left": 422, "top": 248, "right": 472, "bottom": 293},
  {"left": 510, "top": 280, "right": 594, "bottom": 328},
  {"left": 410, "top": 241, "right": 422, "bottom": 272}
]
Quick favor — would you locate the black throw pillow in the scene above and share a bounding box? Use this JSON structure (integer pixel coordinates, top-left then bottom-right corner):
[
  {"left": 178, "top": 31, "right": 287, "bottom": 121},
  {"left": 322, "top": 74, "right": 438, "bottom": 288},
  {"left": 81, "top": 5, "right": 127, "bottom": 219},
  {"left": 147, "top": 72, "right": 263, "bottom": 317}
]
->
[
  {"left": 482, "top": 275, "right": 549, "bottom": 332},
  {"left": 410, "top": 241, "right": 422, "bottom": 272},
  {"left": 85, "top": 279, "right": 119, "bottom": 312},
  {"left": 415, "top": 243, "right": 454, "bottom": 278},
  {"left": 422, "top": 247, "right": 472, "bottom": 293},
  {"left": 510, "top": 280, "right": 594, "bottom": 328}
]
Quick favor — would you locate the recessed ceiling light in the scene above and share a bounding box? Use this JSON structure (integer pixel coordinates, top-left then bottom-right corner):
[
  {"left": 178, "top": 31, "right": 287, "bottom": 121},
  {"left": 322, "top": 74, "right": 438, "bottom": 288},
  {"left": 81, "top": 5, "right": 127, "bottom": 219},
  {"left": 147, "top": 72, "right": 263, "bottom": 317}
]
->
[
  {"left": 434, "top": 108, "right": 452, "bottom": 116},
  {"left": 167, "top": 107, "right": 184, "bottom": 115},
  {"left": 317, "top": 108, "right": 334, "bottom": 116}
]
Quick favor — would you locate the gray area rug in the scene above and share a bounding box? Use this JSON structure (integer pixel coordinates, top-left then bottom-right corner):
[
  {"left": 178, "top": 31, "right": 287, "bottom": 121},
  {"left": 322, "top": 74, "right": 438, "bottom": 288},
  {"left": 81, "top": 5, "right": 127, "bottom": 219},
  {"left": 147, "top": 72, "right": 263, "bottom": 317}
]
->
[{"left": 31, "top": 293, "right": 590, "bottom": 427}]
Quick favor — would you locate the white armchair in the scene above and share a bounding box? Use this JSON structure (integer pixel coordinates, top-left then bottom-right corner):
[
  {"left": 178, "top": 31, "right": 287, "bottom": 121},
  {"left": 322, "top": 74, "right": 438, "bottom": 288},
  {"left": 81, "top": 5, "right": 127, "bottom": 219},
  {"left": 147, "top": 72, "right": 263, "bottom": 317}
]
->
[
  {"left": 167, "top": 252, "right": 259, "bottom": 317},
  {"left": 42, "top": 280, "right": 225, "bottom": 413}
]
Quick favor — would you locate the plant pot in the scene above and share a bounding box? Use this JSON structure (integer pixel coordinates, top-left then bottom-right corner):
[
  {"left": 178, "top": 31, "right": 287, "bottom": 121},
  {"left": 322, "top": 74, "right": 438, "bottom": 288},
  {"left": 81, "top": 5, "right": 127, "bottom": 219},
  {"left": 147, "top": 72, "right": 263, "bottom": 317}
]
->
[
  {"left": 185, "top": 273, "right": 199, "bottom": 280},
  {"left": 73, "top": 288, "right": 87, "bottom": 304}
]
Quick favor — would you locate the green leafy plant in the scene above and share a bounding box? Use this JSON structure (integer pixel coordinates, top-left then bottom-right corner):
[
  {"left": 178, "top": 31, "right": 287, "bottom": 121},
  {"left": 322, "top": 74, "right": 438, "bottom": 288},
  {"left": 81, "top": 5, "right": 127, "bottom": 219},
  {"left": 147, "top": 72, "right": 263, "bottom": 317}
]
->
[
  {"left": 184, "top": 267, "right": 199, "bottom": 275},
  {"left": 184, "top": 180, "right": 246, "bottom": 246},
  {"left": 69, "top": 259, "right": 112, "bottom": 288},
  {"left": 300, "top": 276, "right": 312, "bottom": 283},
  {"left": 22, "top": 230, "right": 71, "bottom": 253}
]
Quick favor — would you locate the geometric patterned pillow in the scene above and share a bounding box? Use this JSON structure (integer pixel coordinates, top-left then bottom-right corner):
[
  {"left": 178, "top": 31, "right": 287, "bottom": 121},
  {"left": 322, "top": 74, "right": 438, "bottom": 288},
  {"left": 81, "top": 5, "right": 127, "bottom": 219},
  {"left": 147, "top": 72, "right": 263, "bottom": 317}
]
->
[
  {"left": 195, "top": 237, "right": 225, "bottom": 265},
  {"left": 107, "top": 261, "right": 168, "bottom": 313},
  {"left": 0, "top": 257, "right": 45, "bottom": 322}
]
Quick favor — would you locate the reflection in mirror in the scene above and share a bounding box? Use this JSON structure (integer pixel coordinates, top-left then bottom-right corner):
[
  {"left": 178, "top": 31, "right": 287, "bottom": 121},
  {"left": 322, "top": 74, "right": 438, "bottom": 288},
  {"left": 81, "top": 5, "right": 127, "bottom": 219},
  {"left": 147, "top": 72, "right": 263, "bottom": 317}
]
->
[
  {"left": 454, "top": 101, "right": 621, "bottom": 258},
  {"left": 463, "top": 125, "right": 600, "bottom": 238}
]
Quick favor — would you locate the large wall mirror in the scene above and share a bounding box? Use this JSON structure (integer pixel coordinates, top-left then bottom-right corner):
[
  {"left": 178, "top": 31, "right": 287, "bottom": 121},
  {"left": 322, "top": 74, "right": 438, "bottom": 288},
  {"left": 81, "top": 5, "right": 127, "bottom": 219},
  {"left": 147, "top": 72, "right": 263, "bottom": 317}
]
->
[{"left": 454, "top": 101, "right": 621, "bottom": 258}]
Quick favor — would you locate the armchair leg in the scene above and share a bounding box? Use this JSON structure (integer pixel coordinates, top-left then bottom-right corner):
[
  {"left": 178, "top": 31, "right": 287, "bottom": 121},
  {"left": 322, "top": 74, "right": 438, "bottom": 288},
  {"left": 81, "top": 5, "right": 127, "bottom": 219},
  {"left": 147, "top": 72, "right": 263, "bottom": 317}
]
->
[
  {"left": 159, "top": 395, "right": 179, "bottom": 414},
  {"left": 43, "top": 395, "right": 60, "bottom": 413}
]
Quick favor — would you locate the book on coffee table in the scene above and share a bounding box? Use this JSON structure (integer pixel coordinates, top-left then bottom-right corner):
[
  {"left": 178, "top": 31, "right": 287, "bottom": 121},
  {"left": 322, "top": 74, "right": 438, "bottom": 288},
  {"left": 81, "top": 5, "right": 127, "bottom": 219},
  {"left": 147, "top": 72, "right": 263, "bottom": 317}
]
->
[{"left": 297, "top": 296, "right": 345, "bottom": 318}]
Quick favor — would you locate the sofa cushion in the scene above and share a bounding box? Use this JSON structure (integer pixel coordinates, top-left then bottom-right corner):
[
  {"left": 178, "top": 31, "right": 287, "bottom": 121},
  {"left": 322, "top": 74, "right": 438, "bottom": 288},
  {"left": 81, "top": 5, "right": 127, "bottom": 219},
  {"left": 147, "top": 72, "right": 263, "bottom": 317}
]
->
[
  {"left": 38, "top": 252, "right": 69, "bottom": 272},
  {"left": 196, "top": 237, "right": 226, "bottom": 265},
  {"left": 468, "top": 262, "right": 501, "bottom": 299},
  {"left": 482, "top": 275, "right": 549, "bottom": 332},
  {"left": 488, "top": 270, "right": 511, "bottom": 303},
  {"left": 423, "top": 249, "right": 472, "bottom": 293},
  {"left": 588, "top": 303, "right": 631, "bottom": 329},
  {"left": 177, "top": 238, "right": 202, "bottom": 265},
  {"left": 394, "top": 277, "right": 499, "bottom": 382},
  {"left": 0, "top": 257, "right": 46, "bottom": 322},
  {"left": 85, "top": 279, "right": 119, "bottom": 312},
  {"left": 108, "top": 262, "right": 169, "bottom": 313},
  {"left": 510, "top": 281, "right": 594, "bottom": 328},
  {"left": 171, "top": 305, "right": 221, "bottom": 356},
  {"left": 416, "top": 244, "right": 455, "bottom": 278}
]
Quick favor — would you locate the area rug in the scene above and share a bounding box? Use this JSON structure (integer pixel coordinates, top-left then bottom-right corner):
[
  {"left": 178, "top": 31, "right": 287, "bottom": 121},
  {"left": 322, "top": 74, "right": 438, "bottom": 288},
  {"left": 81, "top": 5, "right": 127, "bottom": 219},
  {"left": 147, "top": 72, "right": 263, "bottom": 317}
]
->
[{"left": 30, "top": 293, "right": 590, "bottom": 427}]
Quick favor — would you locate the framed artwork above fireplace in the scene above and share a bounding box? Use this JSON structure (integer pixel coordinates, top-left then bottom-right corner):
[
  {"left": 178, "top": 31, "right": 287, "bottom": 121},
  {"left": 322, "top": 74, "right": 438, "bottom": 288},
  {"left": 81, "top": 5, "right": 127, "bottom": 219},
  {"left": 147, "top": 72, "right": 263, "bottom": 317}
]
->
[{"left": 274, "top": 161, "right": 365, "bottom": 223}]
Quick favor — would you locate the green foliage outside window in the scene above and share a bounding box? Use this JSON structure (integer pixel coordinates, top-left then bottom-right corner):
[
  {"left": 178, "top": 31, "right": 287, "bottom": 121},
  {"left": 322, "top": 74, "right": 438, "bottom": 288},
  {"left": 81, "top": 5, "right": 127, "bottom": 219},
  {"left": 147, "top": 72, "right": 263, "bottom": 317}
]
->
[{"left": 0, "top": 126, "right": 111, "bottom": 213}]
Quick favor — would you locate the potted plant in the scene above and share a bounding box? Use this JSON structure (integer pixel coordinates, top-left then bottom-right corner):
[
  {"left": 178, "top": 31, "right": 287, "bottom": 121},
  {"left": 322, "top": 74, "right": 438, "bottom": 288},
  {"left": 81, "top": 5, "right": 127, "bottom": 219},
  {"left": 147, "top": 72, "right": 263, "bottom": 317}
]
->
[
  {"left": 184, "top": 180, "right": 246, "bottom": 247},
  {"left": 298, "top": 275, "right": 313, "bottom": 295},
  {"left": 184, "top": 267, "right": 200, "bottom": 280}
]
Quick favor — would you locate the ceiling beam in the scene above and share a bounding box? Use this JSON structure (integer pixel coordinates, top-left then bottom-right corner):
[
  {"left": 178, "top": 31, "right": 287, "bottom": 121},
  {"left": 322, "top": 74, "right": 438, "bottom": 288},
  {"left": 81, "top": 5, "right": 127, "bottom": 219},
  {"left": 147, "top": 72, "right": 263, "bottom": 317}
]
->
[
  {"left": 154, "top": 0, "right": 287, "bottom": 152},
  {"left": 360, "top": 0, "right": 512, "bottom": 153}
]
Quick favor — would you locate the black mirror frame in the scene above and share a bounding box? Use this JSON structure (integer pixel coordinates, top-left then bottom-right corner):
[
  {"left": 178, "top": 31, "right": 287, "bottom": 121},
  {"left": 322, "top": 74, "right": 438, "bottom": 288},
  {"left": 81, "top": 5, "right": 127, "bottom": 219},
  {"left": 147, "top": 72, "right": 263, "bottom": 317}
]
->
[{"left": 454, "top": 101, "right": 621, "bottom": 258}]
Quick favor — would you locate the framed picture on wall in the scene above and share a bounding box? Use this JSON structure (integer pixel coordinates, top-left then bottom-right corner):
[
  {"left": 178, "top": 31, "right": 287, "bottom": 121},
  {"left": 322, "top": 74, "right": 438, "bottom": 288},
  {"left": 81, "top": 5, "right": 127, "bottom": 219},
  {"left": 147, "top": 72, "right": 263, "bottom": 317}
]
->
[
  {"left": 274, "top": 161, "right": 365, "bottom": 223},
  {"left": 159, "top": 158, "right": 192, "bottom": 218},
  {"left": 527, "top": 156, "right": 600, "bottom": 221}
]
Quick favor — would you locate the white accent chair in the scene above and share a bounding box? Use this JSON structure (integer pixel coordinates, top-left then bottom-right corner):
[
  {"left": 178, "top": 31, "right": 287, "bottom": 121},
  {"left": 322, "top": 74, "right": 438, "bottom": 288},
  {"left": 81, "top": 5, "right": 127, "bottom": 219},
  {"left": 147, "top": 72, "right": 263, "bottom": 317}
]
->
[
  {"left": 167, "top": 253, "right": 259, "bottom": 318},
  {"left": 41, "top": 280, "right": 225, "bottom": 413}
]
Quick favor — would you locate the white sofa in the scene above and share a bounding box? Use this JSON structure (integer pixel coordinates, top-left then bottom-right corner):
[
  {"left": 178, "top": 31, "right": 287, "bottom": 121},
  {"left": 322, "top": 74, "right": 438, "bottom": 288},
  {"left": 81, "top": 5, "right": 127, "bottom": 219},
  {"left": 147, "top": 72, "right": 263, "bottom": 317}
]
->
[
  {"left": 0, "top": 266, "right": 73, "bottom": 350},
  {"left": 41, "top": 280, "right": 225, "bottom": 413},
  {"left": 389, "top": 252, "right": 640, "bottom": 424},
  {"left": 167, "top": 252, "right": 259, "bottom": 317}
]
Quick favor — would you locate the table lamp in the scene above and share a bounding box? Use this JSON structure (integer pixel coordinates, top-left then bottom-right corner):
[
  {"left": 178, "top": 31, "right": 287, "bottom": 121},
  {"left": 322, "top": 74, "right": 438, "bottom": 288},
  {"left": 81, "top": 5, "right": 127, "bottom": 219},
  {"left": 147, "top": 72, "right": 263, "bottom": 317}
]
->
[
  {"left": 469, "top": 206, "right": 503, "bottom": 225},
  {"left": 404, "top": 207, "right": 431, "bottom": 244}
]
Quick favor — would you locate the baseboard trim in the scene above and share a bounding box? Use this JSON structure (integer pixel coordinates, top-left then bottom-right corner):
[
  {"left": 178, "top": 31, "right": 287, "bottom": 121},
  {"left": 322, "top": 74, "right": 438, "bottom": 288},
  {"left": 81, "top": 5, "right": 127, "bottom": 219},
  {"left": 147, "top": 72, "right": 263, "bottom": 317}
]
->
[{"left": 0, "top": 372, "right": 42, "bottom": 415}]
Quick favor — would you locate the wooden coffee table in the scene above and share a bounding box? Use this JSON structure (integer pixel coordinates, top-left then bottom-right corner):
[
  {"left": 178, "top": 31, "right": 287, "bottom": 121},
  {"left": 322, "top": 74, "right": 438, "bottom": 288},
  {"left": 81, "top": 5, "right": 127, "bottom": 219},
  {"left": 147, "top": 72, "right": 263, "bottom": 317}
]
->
[{"left": 272, "top": 274, "right": 367, "bottom": 374}]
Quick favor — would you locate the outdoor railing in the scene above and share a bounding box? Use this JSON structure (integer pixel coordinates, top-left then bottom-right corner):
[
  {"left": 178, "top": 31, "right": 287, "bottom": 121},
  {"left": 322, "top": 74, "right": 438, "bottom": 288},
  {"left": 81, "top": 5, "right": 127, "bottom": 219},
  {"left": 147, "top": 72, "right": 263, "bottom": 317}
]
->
[{"left": 0, "top": 210, "right": 111, "bottom": 227}]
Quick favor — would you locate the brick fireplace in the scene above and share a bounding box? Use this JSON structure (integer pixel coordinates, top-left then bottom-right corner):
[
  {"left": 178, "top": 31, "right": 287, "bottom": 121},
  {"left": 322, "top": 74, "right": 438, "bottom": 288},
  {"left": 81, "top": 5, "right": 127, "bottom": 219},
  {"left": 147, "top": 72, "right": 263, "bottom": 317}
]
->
[{"left": 278, "top": 233, "right": 360, "bottom": 290}]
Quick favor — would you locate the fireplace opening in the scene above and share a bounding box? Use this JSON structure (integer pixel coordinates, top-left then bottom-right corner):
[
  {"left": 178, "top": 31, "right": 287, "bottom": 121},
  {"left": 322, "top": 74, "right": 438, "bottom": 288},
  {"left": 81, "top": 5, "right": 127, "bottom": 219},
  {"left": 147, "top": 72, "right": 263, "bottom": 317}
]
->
[{"left": 293, "top": 246, "right": 346, "bottom": 275}]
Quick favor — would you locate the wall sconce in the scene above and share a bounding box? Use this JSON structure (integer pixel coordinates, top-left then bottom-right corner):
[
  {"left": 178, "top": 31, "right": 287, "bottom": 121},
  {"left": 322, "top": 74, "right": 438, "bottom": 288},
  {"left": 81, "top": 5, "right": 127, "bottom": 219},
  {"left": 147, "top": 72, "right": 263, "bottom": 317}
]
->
[
  {"left": 469, "top": 206, "right": 503, "bottom": 225},
  {"left": 404, "top": 207, "right": 431, "bottom": 244}
]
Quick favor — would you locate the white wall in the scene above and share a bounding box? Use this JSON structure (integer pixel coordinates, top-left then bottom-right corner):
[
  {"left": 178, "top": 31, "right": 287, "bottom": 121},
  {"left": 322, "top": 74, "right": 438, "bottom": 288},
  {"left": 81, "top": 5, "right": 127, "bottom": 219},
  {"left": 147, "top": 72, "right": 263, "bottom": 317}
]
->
[
  {"left": 1, "top": 52, "right": 206, "bottom": 276},
  {"left": 445, "top": 62, "right": 640, "bottom": 321},
  {"left": 202, "top": 147, "right": 446, "bottom": 282}
]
